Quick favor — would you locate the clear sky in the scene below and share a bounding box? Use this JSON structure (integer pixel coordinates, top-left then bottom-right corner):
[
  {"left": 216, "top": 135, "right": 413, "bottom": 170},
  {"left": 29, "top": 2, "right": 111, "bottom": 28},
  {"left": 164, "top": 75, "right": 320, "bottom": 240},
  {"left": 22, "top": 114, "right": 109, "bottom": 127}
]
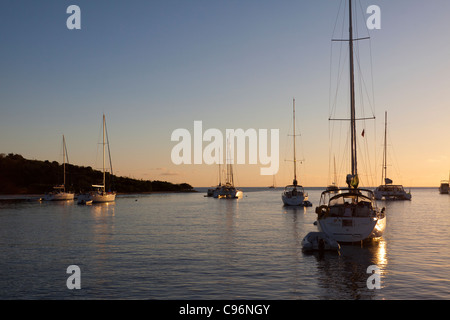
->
[{"left": 1, "top": 0, "right": 450, "bottom": 188}]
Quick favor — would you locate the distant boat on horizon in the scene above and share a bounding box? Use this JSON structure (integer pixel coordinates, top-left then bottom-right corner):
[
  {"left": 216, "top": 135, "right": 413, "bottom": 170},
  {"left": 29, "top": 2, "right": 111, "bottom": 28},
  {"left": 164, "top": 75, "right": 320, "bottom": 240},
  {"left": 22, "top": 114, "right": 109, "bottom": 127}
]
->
[
  {"left": 44, "top": 135, "right": 75, "bottom": 201},
  {"left": 268, "top": 174, "right": 276, "bottom": 188},
  {"left": 439, "top": 176, "right": 449, "bottom": 194},
  {"left": 325, "top": 155, "right": 339, "bottom": 193}
]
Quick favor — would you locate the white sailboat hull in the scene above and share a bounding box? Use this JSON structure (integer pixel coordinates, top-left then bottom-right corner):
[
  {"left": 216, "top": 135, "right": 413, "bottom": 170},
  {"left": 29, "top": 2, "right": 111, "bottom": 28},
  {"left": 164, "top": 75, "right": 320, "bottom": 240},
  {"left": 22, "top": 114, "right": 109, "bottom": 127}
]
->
[
  {"left": 44, "top": 192, "right": 75, "bottom": 201},
  {"left": 91, "top": 192, "right": 116, "bottom": 203},
  {"left": 317, "top": 215, "right": 386, "bottom": 243},
  {"left": 87, "top": 114, "right": 116, "bottom": 204}
]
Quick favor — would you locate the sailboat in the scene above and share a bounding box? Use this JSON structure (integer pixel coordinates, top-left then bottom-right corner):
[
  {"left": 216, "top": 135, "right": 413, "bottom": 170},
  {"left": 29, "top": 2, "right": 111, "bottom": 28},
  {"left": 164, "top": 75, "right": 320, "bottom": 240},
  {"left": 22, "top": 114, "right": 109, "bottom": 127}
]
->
[
  {"left": 206, "top": 163, "right": 222, "bottom": 197},
  {"left": 315, "top": 0, "right": 386, "bottom": 242},
  {"left": 214, "top": 138, "right": 243, "bottom": 199},
  {"left": 374, "top": 112, "right": 411, "bottom": 200},
  {"left": 78, "top": 114, "right": 116, "bottom": 204},
  {"left": 268, "top": 175, "right": 276, "bottom": 189},
  {"left": 44, "top": 135, "right": 75, "bottom": 201},
  {"left": 326, "top": 155, "right": 339, "bottom": 193},
  {"left": 91, "top": 114, "right": 116, "bottom": 203},
  {"left": 282, "top": 98, "right": 309, "bottom": 206}
]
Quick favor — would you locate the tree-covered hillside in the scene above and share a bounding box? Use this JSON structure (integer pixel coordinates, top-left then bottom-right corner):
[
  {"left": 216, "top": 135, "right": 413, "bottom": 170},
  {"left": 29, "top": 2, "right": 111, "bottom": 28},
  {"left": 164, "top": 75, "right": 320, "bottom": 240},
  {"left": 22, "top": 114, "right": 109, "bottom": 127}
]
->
[{"left": 0, "top": 153, "right": 193, "bottom": 194}]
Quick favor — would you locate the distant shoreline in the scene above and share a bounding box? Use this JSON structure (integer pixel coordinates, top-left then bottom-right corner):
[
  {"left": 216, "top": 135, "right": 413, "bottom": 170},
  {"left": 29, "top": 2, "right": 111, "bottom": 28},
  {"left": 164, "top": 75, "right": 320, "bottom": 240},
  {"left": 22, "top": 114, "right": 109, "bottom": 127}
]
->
[
  {"left": 116, "top": 190, "right": 198, "bottom": 195},
  {"left": 0, "top": 190, "right": 198, "bottom": 201}
]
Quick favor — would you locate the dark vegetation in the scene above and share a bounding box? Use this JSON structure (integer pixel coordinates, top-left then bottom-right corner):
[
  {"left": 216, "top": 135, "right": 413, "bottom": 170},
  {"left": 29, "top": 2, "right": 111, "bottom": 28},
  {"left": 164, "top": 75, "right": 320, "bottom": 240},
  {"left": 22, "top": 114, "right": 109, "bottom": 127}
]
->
[{"left": 0, "top": 153, "right": 194, "bottom": 194}]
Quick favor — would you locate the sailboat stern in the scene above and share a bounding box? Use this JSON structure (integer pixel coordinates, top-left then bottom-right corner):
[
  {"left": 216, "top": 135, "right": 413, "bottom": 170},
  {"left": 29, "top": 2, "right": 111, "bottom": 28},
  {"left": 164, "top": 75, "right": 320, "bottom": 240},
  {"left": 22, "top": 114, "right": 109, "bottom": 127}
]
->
[{"left": 317, "top": 216, "right": 381, "bottom": 242}]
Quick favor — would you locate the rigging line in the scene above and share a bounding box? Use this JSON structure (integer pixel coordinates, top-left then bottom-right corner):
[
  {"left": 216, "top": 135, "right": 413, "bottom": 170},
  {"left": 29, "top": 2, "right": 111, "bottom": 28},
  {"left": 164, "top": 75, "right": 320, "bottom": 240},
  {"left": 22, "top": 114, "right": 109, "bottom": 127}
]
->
[
  {"left": 329, "top": 46, "right": 349, "bottom": 119},
  {"left": 388, "top": 130, "right": 405, "bottom": 185},
  {"left": 330, "top": 119, "right": 347, "bottom": 180},
  {"left": 354, "top": 39, "right": 376, "bottom": 116},
  {"left": 105, "top": 118, "right": 113, "bottom": 176},
  {"left": 356, "top": 0, "right": 377, "bottom": 113},
  {"left": 329, "top": 0, "right": 344, "bottom": 115},
  {"left": 329, "top": 0, "right": 348, "bottom": 120},
  {"left": 356, "top": 0, "right": 377, "bottom": 186},
  {"left": 356, "top": 1, "right": 376, "bottom": 116},
  {"left": 357, "top": 0, "right": 377, "bottom": 113},
  {"left": 94, "top": 118, "right": 103, "bottom": 171},
  {"left": 331, "top": 0, "right": 345, "bottom": 39},
  {"left": 64, "top": 137, "right": 70, "bottom": 166}
]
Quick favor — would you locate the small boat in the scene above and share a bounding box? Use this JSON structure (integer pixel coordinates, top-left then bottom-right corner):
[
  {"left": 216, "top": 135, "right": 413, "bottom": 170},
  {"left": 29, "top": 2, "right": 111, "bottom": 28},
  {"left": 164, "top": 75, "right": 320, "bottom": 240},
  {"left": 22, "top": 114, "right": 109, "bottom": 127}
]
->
[
  {"left": 77, "top": 199, "right": 93, "bottom": 205},
  {"left": 282, "top": 98, "right": 309, "bottom": 206},
  {"left": 301, "top": 232, "right": 340, "bottom": 253},
  {"left": 439, "top": 180, "right": 449, "bottom": 194},
  {"left": 302, "top": 200, "right": 313, "bottom": 207}
]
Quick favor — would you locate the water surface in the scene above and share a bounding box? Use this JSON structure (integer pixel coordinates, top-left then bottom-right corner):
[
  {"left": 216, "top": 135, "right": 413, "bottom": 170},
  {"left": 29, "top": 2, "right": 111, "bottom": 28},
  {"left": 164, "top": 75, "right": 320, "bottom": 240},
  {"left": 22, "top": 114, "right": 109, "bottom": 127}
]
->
[{"left": 0, "top": 188, "right": 448, "bottom": 299}]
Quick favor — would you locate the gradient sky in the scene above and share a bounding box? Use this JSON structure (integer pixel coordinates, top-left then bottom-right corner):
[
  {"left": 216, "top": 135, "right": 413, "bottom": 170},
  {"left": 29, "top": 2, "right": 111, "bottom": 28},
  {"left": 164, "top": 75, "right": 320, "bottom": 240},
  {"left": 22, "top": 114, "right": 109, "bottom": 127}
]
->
[{"left": 1, "top": 0, "right": 450, "bottom": 188}]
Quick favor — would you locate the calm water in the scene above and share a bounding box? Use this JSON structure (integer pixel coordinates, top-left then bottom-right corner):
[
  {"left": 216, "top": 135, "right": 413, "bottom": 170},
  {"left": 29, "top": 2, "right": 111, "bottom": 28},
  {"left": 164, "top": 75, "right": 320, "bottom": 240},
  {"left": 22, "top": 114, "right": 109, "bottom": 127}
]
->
[{"left": 0, "top": 188, "right": 449, "bottom": 300}]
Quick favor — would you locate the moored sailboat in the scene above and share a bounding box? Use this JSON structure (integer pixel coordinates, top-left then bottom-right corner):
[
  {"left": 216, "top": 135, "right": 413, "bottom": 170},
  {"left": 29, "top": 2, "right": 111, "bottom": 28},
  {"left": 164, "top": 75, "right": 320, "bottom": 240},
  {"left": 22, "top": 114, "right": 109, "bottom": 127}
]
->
[
  {"left": 44, "top": 135, "right": 75, "bottom": 201},
  {"left": 374, "top": 111, "right": 411, "bottom": 200},
  {"left": 282, "top": 98, "right": 309, "bottom": 206},
  {"left": 214, "top": 138, "right": 243, "bottom": 199},
  {"left": 78, "top": 114, "right": 116, "bottom": 204},
  {"left": 315, "top": 0, "right": 385, "bottom": 242},
  {"left": 268, "top": 175, "right": 276, "bottom": 189},
  {"left": 326, "top": 156, "right": 340, "bottom": 193},
  {"left": 91, "top": 114, "right": 116, "bottom": 203}
]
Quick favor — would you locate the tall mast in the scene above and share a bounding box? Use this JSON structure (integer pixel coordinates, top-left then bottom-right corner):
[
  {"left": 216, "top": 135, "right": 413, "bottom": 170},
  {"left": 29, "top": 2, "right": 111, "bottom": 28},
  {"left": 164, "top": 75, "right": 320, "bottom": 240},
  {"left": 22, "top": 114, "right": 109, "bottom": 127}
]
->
[
  {"left": 218, "top": 148, "right": 222, "bottom": 186},
  {"left": 383, "top": 111, "right": 387, "bottom": 185},
  {"left": 226, "top": 135, "right": 233, "bottom": 186},
  {"left": 349, "top": 0, "right": 357, "bottom": 177},
  {"left": 333, "top": 155, "right": 337, "bottom": 186},
  {"left": 103, "top": 114, "right": 106, "bottom": 192},
  {"left": 293, "top": 98, "right": 297, "bottom": 186},
  {"left": 63, "top": 135, "right": 66, "bottom": 192}
]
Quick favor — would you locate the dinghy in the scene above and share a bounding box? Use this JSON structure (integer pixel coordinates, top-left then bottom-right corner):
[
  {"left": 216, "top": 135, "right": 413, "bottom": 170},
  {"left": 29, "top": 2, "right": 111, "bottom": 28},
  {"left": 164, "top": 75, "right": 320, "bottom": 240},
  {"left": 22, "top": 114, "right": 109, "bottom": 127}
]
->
[{"left": 301, "top": 232, "right": 340, "bottom": 253}]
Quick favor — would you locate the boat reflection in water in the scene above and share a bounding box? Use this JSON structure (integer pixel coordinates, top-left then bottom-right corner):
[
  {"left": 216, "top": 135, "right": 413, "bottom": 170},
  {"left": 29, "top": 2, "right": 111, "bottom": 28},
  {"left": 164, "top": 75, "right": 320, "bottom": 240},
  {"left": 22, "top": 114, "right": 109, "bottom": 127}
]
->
[
  {"left": 285, "top": 204, "right": 388, "bottom": 299},
  {"left": 312, "top": 239, "right": 388, "bottom": 299}
]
